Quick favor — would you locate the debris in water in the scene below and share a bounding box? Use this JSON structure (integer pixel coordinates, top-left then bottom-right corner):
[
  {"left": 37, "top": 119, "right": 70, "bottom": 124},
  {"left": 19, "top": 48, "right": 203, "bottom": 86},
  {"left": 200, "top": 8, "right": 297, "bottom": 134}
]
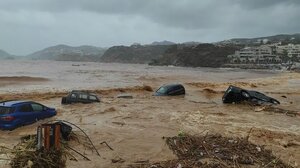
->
[
  {"left": 129, "top": 134, "right": 292, "bottom": 168},
  {"left": 117, "top": 93, "right": 133, "bottom": 99}
]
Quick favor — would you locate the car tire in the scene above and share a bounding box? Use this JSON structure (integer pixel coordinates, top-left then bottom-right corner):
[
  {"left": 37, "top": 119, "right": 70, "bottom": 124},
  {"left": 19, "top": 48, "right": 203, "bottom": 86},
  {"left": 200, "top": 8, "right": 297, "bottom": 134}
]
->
[{"left": 61, "top": 97, "right": 67, "bottom": 104}]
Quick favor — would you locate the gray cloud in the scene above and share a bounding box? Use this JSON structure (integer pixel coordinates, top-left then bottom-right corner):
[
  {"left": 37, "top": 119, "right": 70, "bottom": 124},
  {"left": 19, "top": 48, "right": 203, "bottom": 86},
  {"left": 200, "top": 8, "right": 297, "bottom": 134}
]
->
[
  {"left": 232, "top": 0, "right": 300, "bottom": 9},
  {"left": 0, "top": 0, "right": 299, "bottom": 55}
]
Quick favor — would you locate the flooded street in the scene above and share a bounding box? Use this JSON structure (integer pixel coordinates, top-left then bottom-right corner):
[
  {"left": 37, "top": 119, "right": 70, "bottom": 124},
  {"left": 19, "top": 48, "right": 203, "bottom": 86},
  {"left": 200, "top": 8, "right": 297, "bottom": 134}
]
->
[{"left": 0, "top": 60, "right": 300, "bottom": 167}]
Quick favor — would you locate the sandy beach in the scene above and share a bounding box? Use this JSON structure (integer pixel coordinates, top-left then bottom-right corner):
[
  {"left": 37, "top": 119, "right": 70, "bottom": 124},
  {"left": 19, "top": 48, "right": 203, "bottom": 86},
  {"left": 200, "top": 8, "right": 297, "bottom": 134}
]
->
[{"left": 0, "top": 60, "right": 299, "bottom": 167}]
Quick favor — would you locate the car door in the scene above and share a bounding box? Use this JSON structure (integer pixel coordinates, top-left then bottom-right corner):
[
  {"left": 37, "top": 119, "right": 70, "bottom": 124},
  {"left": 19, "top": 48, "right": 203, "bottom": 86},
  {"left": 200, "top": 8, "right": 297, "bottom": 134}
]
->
[
  {"left": 174, "top": 85, "right": 185, "bottom": 95},
  {"left": 78, "top": 93, "right": 89, "bottom": 103},
  {"left": 30, "top": 103, "right": 47, "bottom": 120},
  {"left": 168, "top": 85, "right": 184, "bottom": 96},
  {"left": 69, "top": 93, "right": 79, "bottom": 103},
  {"left": 17, "top": 104, "right": 36, "bottom": 124}
]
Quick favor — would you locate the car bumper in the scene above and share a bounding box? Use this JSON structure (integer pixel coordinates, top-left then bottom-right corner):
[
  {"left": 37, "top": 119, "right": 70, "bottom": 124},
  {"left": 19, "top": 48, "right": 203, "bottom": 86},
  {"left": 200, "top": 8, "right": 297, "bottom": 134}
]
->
[{"left": 0, "top": 124, "right": 16, "bottom": 130}]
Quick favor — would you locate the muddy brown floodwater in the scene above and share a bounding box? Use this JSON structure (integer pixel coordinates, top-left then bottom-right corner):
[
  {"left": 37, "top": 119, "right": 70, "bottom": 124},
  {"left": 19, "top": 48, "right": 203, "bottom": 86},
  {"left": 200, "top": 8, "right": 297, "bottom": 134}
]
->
[{"left": 0, "top": 60, "right": 299, "bottom": 168}]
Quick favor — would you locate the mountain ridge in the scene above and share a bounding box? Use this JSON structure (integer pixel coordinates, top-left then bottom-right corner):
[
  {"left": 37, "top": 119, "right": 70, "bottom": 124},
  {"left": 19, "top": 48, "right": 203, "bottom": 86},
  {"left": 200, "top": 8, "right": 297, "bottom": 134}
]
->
[
  {"left": 217, "top": 33, "right": 300, "bottom": 45},
  {"left": 0, "top": 49, "right": 11, "bottom": 57},
  {"left": 0, "top": 49, "right": 16, "bottom": 59},
  {"left": 27, "top": 44, "right": 106, "bottom": 61},
  {"left": 1, "top": 32, "right": 299, "bottom": 64},
  {"left": 100, "top": 45, "right": 171, "bottom": 64}
]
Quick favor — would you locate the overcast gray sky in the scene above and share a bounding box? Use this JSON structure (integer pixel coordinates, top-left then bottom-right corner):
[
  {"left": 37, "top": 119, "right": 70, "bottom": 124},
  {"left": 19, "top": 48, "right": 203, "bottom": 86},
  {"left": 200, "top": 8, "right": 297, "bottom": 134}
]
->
[{"left": 0, "top": 0, "right": 299, "bottom": 55}]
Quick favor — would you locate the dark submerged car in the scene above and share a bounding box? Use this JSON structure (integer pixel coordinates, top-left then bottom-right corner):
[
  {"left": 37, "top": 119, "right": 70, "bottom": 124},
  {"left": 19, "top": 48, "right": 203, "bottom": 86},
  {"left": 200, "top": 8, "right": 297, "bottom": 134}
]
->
[
  {"left": 61, "top": 90, "right": 100, "bottom": 104},
  {"left": 222, "top": 85, "right": 280, "bottom": 105},
  {"left": 0, "top": 100, "right": 56, "bottom": 130},
  {"left": 154, "top": 84, "right": 185, "bottom": 96}
]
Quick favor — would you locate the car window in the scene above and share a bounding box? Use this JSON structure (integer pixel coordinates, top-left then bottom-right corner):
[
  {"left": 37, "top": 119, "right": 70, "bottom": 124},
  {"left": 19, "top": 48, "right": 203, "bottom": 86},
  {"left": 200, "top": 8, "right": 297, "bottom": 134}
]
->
[
  {"left": 168, "top": 87, "right": 178, "bottom": 94},
  {"left": 176, "top": 86, "right": 183, "bottom": 90},
  {"left": 71, "top": 93, "right": 77, "bottom": 99},
  {"left": 174, "top": 86, "right": 183, "bottom": 92},
  {"left": 19, "top": 104, "right": 33, "bottom": 112},
  {"left": 0, "top": 107, "right": 13, "bottom": 115},
  {"left": 157, "top": 86, "right": 168, "bottom": 94},
  {"left": 171, "top": 86, "right": 179, "bottom": 92},
  {"left": 89, "top": 95, "right": 97, "bottom": 101},
  {"left": 79, "top": 94, "right": 88, "bottom": 100},
  {"left": 31, "top": 103, "right": 44, "bottom": 112}
]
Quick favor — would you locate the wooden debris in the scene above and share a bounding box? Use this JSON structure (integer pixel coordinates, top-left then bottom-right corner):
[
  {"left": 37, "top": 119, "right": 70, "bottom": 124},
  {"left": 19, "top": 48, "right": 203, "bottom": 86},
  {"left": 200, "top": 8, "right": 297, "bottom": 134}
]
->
[{"left": 129, "top": 134, "right": 292, "bottom": 168}]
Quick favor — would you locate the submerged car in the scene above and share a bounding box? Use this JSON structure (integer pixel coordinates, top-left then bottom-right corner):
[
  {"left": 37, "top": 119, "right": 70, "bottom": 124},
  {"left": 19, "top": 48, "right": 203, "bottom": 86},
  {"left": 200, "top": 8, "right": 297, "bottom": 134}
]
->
[
  {"left": 154, "top": 84, "right": 185, "bottom": 96},
  {"left": 222, "top": 85, "right": 280, "bottom": 105},
  {"left": 61, "top": 90, "right": 100, "bottom": 104},
  {"left": 0, "top": 100, "right": 57, "bottom": 130}
]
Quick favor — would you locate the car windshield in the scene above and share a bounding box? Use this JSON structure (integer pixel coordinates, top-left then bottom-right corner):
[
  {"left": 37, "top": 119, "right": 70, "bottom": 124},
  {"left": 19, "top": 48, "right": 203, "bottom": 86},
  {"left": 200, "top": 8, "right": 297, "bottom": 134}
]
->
[
  {"left": 156, "top": 87, "right": 167, "bottom": 94},
  {"left": 156, "top": 86, "right": 172, "bottom": 94},
  {"left": 0, "top": 107, "right": 13, "bottom": 115},
  {"left": 89, "top": 95, "right": 98, "bottom": 100}
]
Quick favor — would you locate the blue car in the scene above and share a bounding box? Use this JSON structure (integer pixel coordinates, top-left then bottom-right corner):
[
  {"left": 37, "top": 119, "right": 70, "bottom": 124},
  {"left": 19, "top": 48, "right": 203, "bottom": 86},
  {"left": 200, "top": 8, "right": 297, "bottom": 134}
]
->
[{"left": 0, "top": 100, "right": 57, "bottom": 130}]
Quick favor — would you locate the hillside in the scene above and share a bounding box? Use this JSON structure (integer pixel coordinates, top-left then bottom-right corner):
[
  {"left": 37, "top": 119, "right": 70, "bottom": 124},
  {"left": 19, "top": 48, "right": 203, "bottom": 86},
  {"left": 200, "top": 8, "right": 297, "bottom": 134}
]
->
[
  {"left": 0, "top": 49, "right": 15, "bottom": 59},
  {"left": 100, "top": 44, "right": 171, "bottom": 64},
  {"left": 150, "top": 40, "right": 176, "bottom": 46},
  {"left": 149, "top": 43, "right": 242, "bottom": 67},
  {"left": 27, "top": 44, "right": 106, "bottom": 61},
  {"left": 218, "top": 33, "right": 300, "bottom": 45}
]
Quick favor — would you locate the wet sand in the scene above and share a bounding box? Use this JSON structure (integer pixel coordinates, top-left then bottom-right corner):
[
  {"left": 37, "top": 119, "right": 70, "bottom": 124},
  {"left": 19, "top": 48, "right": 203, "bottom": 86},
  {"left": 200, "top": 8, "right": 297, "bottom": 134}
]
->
[{"left": 0, "top": 61, "right": 299, "bottom": 167}]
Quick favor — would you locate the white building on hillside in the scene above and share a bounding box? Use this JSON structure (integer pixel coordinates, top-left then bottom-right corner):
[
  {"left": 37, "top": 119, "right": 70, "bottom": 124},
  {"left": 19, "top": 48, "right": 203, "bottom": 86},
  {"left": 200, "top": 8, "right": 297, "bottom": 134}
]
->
[
  {"left": 276, "top": 44, "right": 300, "bottom": 58},
  {"left": 228, "top": 46, "right": 281, "bottom": 63}
]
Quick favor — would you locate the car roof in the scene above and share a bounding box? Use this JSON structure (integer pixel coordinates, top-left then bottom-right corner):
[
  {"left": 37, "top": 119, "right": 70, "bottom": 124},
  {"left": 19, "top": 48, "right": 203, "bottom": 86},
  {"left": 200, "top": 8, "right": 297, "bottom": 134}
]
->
[
  {"left": 72, "top": 90, "right": 86, "bottom": 92},
  {"left": 71, "top": 90, "right": 97, "bottom": 95},
  {"left": 161, "top": 84, "right": 184, "bottom": 88},
  {"left": 71, "top": 90, "right": 90, "bottom": 93},
  {"left": 0, "top": 100, "right": 32, "bottom": 107}
]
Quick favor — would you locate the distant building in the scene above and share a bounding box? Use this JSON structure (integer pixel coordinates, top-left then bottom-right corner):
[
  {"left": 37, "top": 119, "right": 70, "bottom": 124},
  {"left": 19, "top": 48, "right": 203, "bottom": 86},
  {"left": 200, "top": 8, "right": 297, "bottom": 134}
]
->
[
  {"left": 228, "top": 46, "right": 281, "bottom": 63},
  {"left": 276, "top": 44, "right": 300, "bottom": 58}
]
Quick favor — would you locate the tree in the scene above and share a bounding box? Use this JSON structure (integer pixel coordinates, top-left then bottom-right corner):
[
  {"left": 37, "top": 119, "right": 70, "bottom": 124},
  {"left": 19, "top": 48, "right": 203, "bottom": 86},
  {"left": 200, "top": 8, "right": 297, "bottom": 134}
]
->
[{"left": 281, "top": 49, "right": 289, "bottom": 63}]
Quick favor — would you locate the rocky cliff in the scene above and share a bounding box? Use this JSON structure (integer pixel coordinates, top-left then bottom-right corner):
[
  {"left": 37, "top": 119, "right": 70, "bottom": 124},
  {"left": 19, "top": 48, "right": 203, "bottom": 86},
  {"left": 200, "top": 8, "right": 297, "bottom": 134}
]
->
[{"left": 149, "top": 43, "right": 242, "bottom": 67}]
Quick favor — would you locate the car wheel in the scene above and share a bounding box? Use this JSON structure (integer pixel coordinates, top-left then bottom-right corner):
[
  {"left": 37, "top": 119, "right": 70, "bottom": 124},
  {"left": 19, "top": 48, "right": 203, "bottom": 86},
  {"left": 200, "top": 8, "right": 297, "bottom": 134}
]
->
[
  {"left": 250, "top": 98, "right": 259, "bottom": 104},
  {"left": 241, "top": 91, "right": 250, "bottom": 99}
]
